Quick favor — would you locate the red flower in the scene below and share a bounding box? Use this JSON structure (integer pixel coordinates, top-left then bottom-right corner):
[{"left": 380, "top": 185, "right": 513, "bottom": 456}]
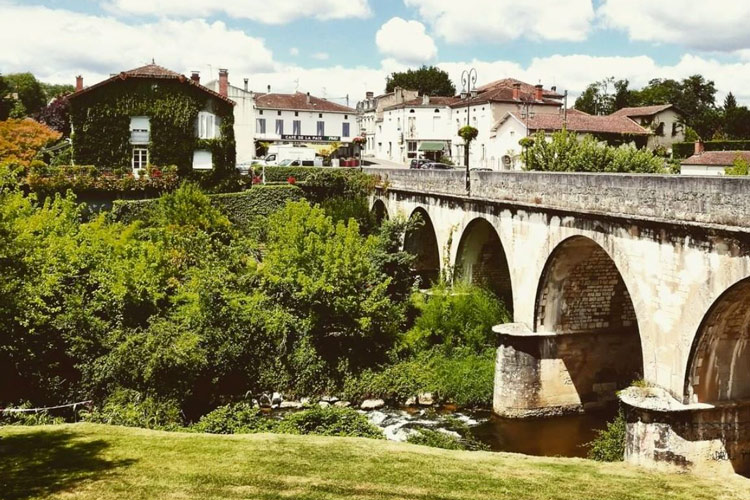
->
[
  {"left": 287, "top": 176, "right": 296, "bottom": 185},
  {"left": 252, "top": 175, "right": 262, "bottom": 185}
]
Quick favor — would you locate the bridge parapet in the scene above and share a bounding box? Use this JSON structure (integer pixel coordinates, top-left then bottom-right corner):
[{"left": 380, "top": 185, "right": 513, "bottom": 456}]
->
[{"left": 364, "top": 167, "right": 750, "bottom": 228}]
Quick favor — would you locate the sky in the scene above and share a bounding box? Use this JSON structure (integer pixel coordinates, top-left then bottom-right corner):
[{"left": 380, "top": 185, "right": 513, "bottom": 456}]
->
[{"left": 3, "top": 0, "right": 750, "bottom": 106}]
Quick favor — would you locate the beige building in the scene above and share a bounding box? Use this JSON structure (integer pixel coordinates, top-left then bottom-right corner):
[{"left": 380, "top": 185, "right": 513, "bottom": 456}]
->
[
  {"left": 357, "top": 87, "right": 419, "bottom": 158},
  {"left": 611, "top": 104, "right": 685, "bottom": 152}
]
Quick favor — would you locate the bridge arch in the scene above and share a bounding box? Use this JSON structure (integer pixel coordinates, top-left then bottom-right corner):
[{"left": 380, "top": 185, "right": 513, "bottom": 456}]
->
[
  {"left": 533, "top": 236, "right": 644, "bottom": 407},
  {"left": 453, "top": 217, "right": 513, "bottom": 315},
  {"left": 403, "top": 207, "right": 441, "bottom": 288},
  {"left": 686, "top": 277, "right": 750, "bottom": 405},
  {"left": 370, "top": 199, "right": 389, "bottom": 227}
]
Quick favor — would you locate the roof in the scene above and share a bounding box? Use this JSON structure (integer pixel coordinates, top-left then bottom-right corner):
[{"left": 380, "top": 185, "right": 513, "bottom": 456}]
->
[
  {"left": 68, "top": 63, "right": 235, "bottom": 105},
  {"left": 255, "top": 92, "right": 355, "bottom": 113},
  {"left": 500, "top": 111, "right": 650, "bottom": 136},
  {"left": 383, "top": 96, "right": 459, "bottom": 111},
  {"left": 451, "top": 79, "right": 563, "bottom": 108},
  {"left": 611, "top": 104, "right": 676, "bottom": 118},
  {"left": 681, "top": 151, "right": 750, "bottom": 166}
]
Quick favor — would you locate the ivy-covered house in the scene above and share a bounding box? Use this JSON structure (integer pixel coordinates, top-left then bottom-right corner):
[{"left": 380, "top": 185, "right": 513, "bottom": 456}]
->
[{"left": 67, "top": 63, "right": 236, "bottom": 176}]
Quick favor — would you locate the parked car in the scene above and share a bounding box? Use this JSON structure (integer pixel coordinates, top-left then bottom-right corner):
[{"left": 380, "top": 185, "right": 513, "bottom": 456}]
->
[
  {"left": 423, "top": 162, "right": 455, "bottom": 170},
  {"left": 471, "top": 167, "right": 493, "bottom": 172},
  {"left": 410, "top": 158, "right": 430, "bottom": 169}
]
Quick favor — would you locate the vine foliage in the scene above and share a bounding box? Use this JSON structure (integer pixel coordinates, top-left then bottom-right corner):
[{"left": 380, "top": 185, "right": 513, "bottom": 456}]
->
[{"left": 69, "top": 79, "right": 235, "bottom": 178}]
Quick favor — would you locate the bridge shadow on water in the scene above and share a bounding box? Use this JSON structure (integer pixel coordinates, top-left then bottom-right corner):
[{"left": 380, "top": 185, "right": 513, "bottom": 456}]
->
[{"left": 0, "top": 429, "right": 135, "bottom": 499}]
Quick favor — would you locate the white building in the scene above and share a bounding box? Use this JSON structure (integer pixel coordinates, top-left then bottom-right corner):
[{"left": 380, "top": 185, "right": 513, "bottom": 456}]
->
[
  {"left": 378, "top": 95, "right": 458, "bottom": 163},
  {"left": 254, "top": 91, "right": 357, "bottom": 157},
  {"left": 357, "top": 87, "right": 419, "bottom": 158},
  {"left": 681, "top": 144, "right": 750, "bottom": 176},
  {"left": 204, "top": 69, "right": 256, "bottom": 164},
  {"left": 611, "top": 105, "right": 685, "bottom": 152}
]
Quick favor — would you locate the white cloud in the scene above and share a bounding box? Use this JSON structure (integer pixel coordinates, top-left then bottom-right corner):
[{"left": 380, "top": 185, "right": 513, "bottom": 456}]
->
[
  {"left": 0, "top": 4, "right": 274, "bottom": 85},
  {"left": 404, "top": 0, "right": 594, "bottom": 43},
  {"left": 375, "top": 17, "right": 437, "bottom": 65},
  {"left": 598, "top": 1, "right": 750, "bottom": 52},
  {"left": 312, "top": 52, "right": 330, "bottom": 61},
  {"left": 105, "top": 0, "right": 371, "bottom": 24},
  {"left": 289, "top": 47, "right": 300, "bottom": 56}
]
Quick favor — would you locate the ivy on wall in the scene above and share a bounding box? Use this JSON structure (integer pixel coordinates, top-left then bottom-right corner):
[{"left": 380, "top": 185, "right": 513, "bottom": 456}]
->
[{"left": 69, "top": 79, "right": 236, "bottom": 177}]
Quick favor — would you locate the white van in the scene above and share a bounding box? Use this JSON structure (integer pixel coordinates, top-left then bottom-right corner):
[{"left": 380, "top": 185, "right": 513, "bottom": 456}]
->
[{"left": 259, "top": 145, "right": 318, "bottom": 166}]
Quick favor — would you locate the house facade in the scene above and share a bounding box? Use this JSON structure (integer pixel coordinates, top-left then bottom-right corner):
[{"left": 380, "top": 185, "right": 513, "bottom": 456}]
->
[
  {"left": 491, "top": 109, "right": 652, "bottom": 170},
  {"left": 357, "top": 87, "right": 419, "bottom": 158},
  {"left": 204, "top": 71, "right": 255, "bottom": 164},
  {"left": 611, "top": 104, "right": 685, "bottom": 152},
  {"left": 254, "top": 91, "right": 357, "bottom": 157},
  {"left": 681, "top": 143, "right": 750, "bottom": 176},
  {"left": 68, "top": 63, "right": 236, "bottom": 175}
]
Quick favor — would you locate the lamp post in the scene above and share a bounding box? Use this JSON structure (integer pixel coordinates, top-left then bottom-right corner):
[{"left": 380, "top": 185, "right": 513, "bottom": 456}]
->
[{"left": 461, "top": 68, "right": 477, "bottom": 193}]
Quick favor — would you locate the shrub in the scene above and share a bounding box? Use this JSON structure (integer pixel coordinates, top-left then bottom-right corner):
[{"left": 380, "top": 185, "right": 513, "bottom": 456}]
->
[
  {"left": 587, "top": 409, "right": 626, "bottom": 462},
  {"left": 82, "top": 390, "right": 184, "bottom": 430},
  {"left": 193, "top": 403, "right": 278, "bottom": 434},
  {"left": 408, "top": 429, "right": 465, "bottom": 450},
  {"left": 425, "top": 348, "right": 496, "bottom": 407},
  {"left": 0, "top": 118, "right": 61, "bottom": 166},
  {"left": 277, "top": 406, "right": 384, "bottom": 439}
]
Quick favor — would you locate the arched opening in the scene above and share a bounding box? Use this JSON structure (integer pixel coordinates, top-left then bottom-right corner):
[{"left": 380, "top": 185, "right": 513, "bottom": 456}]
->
[
  {"left": 687, "top": 278, "right": 750, "bottom": 405},
  {"left": 403, "top": 208, "right": 440, "bottom": 288},
  {"left": 534, "top": 236, "right": 643, "bottom": 407},
  {"left": 454, "top": 218, "right": 513, "bottom": 315},
  {"left": 370, "top": 199, "right": 389, "bottom": 227}
]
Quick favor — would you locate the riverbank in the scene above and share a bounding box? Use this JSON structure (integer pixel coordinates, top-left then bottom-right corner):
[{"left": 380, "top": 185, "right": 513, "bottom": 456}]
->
[{"left": 1, "top": 424, "right": 746, "bottom": 500}]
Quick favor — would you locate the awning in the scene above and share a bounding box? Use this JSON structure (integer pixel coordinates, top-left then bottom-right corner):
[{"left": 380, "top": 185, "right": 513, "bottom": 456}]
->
[{"left": 418, "top": 141, "right": 446, "bottom": 152}]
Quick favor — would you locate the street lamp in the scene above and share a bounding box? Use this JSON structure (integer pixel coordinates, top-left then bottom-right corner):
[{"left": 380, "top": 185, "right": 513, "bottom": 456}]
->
[{"left": 460, "top": 68, "right": 478, "bottom": 193}]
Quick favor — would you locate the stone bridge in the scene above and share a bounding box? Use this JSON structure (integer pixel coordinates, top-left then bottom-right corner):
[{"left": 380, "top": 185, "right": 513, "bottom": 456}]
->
[{"left": 363, "top": 166, "right": 750, "bottom": 477}]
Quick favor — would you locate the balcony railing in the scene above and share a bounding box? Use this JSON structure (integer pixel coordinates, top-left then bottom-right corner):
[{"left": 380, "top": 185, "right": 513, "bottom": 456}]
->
[{"left": 130, "top": 130, "right": 150, "bottom": 144}]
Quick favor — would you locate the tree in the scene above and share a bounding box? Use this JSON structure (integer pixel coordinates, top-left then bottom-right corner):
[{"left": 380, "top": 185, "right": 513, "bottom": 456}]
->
[
  {"left": 574, "top": 77, "right": 632, "bottom": 115},
  {"left": 40, "top": 82, "right": 75, "bottom": 100},
  {"left": 5, "top": 73, "right": 47, "bottom": 117},
  {"left": 0, "top": 118, "right": 62, "bottom": 165},
  {"left": 0, "top": 74, "right": 11, "bottom": 120},
  {"left": 385, "top": 66, "right": 456, "bottom": 97},
  {"left": 35, "top": 97, "right": 71, "bottom": 136}
]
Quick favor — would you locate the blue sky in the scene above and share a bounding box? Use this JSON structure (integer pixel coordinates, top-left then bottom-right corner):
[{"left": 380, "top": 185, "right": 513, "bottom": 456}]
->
[{"left": 3, "top": 0, "right": 750, "bottom": 103}]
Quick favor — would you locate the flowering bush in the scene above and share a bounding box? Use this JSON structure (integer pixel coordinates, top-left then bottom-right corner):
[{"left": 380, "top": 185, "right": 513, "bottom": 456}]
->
[
  {"left": 24, "top": 164, "right": 180, "bottom": 195},
  {"left": 352, "top": 136, "right": 367, "bottom": 146},
  {"left": 252, "top": 175, "right": 262, "bottom": 185},
  {"left": 287, "top": 176, "right": 297, "bottom": 185}
]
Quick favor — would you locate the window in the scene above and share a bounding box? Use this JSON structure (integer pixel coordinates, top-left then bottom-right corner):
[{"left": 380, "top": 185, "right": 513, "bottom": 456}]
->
[
  {"left": 345, "top": 115, "right": 348, "bottom": 119},
  {"left": 197, "top": 112, "right": 217, "bottom": 139},
  {"left": 275, "top": 119, "right": 284, "bottom": 135},
  {"left": 655, "top": 122, "right": 665, "bottom": 136},
  {"left": 407, "top": 141, "right": 417, "bottom": 159},
  {"left": 342, "top": 122, "right": 350, "bottom": 137},
  {"left": 293, "top": 120, "right": 301, "bottom": 135},
  {"left": 132, "top": 148, "right": 148, "bottom": 172},
  {"left": 259, "top": 110, "right": 264, "bottom": 115},
  {"left": 318, "top": 113, "right": 323, "bottom": 118},
  {"left": 130, "top": 116, "right": 150, "bottom": 144},
  {"left": 256, "top": 118, "right": 266, "bottom": 134},
  {"left": 295, "top": 111, "right": 299, "bottom": 117},
  {"left": 277, "top": 110, "right": 282, "bottom": 116},
  {"left": 192, "top": 150, "right": 213, "bottom": 170},
  {"left": 317, "top": 121, "right": 325, "bottom": 136},
  {"left": 672, "top": 122, "right": 681, "bottom": 137},
  {"left": 433, "top": 115, "right": 441, "bottom": 132}
]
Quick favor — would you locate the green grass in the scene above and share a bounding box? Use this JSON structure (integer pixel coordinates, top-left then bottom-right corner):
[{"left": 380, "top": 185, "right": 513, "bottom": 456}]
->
[{"left": 1, "top": 424, "right": 747, "bottom": 500}]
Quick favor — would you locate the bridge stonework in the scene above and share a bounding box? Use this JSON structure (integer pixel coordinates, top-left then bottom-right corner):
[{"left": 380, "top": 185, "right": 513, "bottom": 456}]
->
[{"left": 365, "top": 167, "right": 750, "bottom": 477}]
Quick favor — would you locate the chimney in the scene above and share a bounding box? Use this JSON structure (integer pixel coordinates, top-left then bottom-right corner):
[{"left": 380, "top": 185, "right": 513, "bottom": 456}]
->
[
  {"left": 306, "top": 91, "right": 311, "bottom": 104},
  {"left": 75, "top": 75, "right": 83, "bottom": 92},
  {"left": 551, "top": 85, "right": 557, "bottom": 92},
  {"left": 695, "top": 140, "right": 705, "bottom": 155},
  {"left": 512, "top": 83, "right": 521, "bottom": 100},
  {"left": 366, "top": 91, "right": 374, "bottom": 100},
  {"left": 395, "top": 86, "right": 403, "bottom": 102},
  {"left": 218, "top": 68, "right": 228, "bottom": 97},
  {"left": 535, "top": 84, "right": 544, "bottom": 101},
  {"left": 267, "top": 84, "right": 271, "bottom": 94},
  {"left": 422, "top": 94, "right": 429, "bottom": 105},
  {"left": 244, "top": 78, "right": 248, "bottom": 92},
  {"left": 190, "top": 71, "right": 200, "bottom": 84}
]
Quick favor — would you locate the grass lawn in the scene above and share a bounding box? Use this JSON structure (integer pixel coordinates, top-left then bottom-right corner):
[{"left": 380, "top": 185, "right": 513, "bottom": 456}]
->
[{"left": 0, "top": 423, "right": 747, "bottom": 500}]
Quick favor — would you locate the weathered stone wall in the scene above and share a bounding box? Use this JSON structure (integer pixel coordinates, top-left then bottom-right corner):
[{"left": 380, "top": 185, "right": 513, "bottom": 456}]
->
[
  {"left": 364, "top": 167, "right": 750, "bottom": 227},
  {"left": 494, "top": 327, "right": 643, "bottom": 417},
  {"left": 623, "top": 396, "right": 750, "bottom": 477}
]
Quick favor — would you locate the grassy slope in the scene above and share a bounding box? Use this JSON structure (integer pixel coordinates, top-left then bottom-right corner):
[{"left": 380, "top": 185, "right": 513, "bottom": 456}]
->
[{"left": 0, "top": 424, "right": 747, "bottom": 500}]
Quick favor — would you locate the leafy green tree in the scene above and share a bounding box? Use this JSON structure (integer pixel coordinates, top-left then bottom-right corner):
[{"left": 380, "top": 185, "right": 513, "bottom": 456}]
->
[
  {"left": 5, "top": 73, "right": 47, "bottom": 117},
  {"left": 0, "top": 74, "right": 12, "bottom": 120},
  {"left": 724, "top": 155, "right": 750, "bottom": 176},
  {"left": 385, "top": 65, "right": 456, "bottom": 96}
]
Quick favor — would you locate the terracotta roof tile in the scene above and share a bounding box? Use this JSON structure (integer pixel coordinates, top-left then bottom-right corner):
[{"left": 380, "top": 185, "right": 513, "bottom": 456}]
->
[
  {"left": 68, "top": 63, "right": 234, "bottom": 105},
  {"left": 507, "top": 112, "right": 650, "bottom": 136},
  {"left": 611, "top": 104, "right": 675, "bottom": 117},
  {"left": 681, "top": 151, "right": 750, "bottom": 166},
  {"left": 451, "top": 80, "right": 562, "bottom": 108},
  {"left": 383, "top": 96, "right": 460, "bottom": 110},
  {"left": 255, "top": 92, "right": 355, "bottom": 113}
]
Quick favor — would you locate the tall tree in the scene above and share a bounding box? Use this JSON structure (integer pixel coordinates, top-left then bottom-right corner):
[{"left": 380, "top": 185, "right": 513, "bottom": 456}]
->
[
  {"left": 5, "top": 73, "right": 47, "bottom": 118},
  {"left": 0, "top": 75, "right": 11, "bottom": 120},
  {"left": 385, "top": 66, "right": 456, "bottom": 96},
  {"left": 724, "top": 92, "right": 738, "bottom": 111}
]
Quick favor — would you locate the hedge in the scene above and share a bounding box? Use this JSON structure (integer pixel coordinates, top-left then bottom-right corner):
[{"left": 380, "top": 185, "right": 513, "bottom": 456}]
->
[
  {"left": 253, "top": 166, "right": 361, "bottom": 183},
  {"left": 112, "top": 184, "right": 305, "bottom": 227},
  {"left": 673, "top": 140, "right": 750, "bottom": 159}
]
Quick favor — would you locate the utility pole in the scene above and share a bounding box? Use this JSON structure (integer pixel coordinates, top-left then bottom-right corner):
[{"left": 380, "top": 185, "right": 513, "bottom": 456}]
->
[{"left": 460, "top": 67, "right": 477, "bottom": 194}]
